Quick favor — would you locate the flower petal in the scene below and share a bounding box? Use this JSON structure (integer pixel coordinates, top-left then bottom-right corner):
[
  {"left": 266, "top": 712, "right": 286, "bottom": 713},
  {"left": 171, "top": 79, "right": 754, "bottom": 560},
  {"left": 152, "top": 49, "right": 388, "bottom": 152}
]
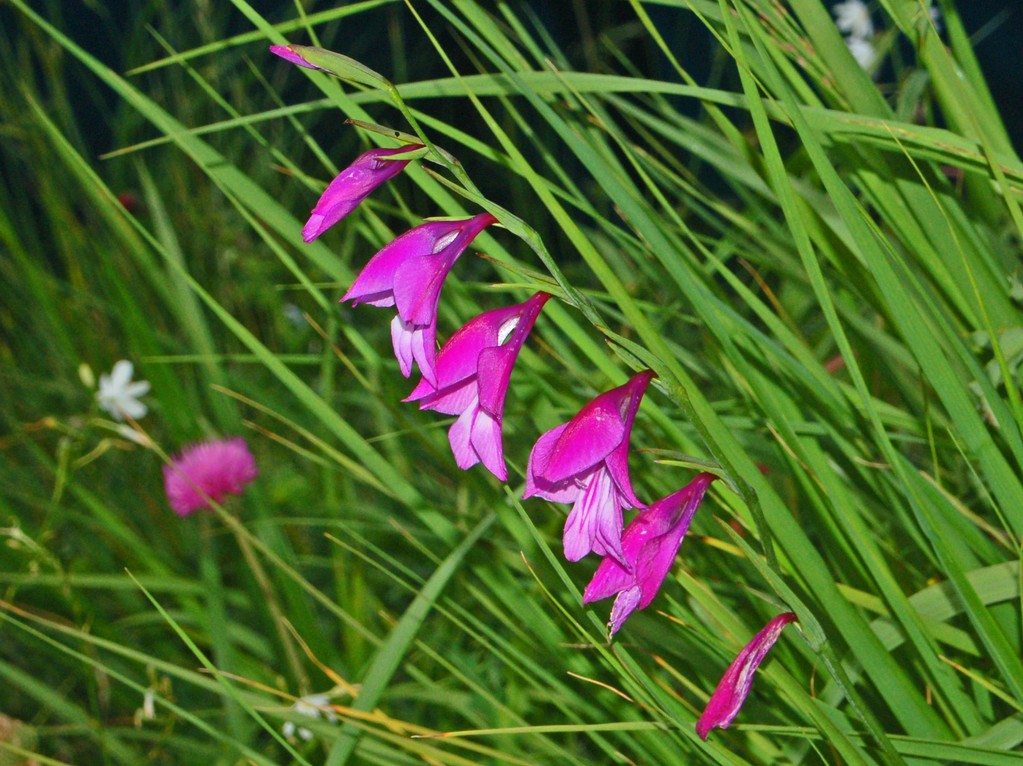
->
[
  {"left": 539, "top": 398, "right": 625, "bottom": 483},
  {"left": 562, "top": 468, "right": 623, "bottom": 562},
  {"left": 448, "top": 401, "right": 481, "bottom": 470},
  {"left": 392, "top": 254, "right": 451, "bottom": 327},
  {"left": 109, "top": 360, "right": 134, "bottom": 388},
  {"left": 607, "top": 586, "right": 643, "bottom": 638},
  {"left": 391, "top": 315, "right": 415, "bottom": 378},
  {"left": 470, "top": 407, "right": 506, "bottom": 480},
  {"left": 524, "top": 423, "right": 575, "bottom": 501},
  {"left": 342, "top": 225, "right": 443, "bottom": 306}
]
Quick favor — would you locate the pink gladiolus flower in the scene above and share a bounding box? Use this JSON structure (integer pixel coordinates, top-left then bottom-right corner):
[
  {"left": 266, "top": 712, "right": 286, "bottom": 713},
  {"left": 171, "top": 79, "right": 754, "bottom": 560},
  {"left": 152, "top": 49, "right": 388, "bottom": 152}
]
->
[
  {"left": 163, "top": 437, "right": 258, "bottom": 517},
  {"left": 269, "top": 44, "right": 322, "bottom": 70},
  {"left": 696, "top": 612, "right": 798, "bottom": 740},
  {"left": 301, "top": 146, "right": 419, "bottom": 242},
  {"left": 406, "top": 292, "right": 551, "bottom": 481},
  {"left": 341, "top": 213, "right": 497, "bottom": 386},
  {"left": 583, "top": 473, "right": 716, "bottom": 637},
  {"left": 524, "top": 370, "right": 654, "bottom": 564}
]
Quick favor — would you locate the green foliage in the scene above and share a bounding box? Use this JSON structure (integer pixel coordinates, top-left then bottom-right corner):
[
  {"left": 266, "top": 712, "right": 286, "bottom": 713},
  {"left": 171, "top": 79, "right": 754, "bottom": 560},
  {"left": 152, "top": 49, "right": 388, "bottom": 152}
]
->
[{"left": 2, "top": 1, "right": 1022, "bottom": 764}]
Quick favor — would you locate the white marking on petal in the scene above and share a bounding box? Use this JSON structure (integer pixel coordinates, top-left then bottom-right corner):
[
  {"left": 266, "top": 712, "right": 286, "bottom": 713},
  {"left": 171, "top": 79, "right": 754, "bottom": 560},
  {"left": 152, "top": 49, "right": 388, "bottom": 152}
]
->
[{"left": 431, "top": 230, "right": 459, "bottom": 254}]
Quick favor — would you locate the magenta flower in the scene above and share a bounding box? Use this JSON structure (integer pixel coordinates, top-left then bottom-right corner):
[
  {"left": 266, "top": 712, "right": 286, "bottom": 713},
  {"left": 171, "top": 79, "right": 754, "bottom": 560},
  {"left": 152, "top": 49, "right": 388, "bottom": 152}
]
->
[
  {"left": 583, "top": 473, "right": 716, "bottom": 637},
  {"left": 341, "top": 213, "right": 497, "bottom": 386},
  {"left": 696, "top": 612, "right": 798, "bottom": 740},
  {"left": 406, "top": 292, "right": 551, "bottom": 481},
  {"left": 269, "top": 44, "right": 322, "bottom": 71},
  {"left": 301, "top": 146, "right": 419, "bottom": 243},
  {"left": 163, "top": 437, "right": 258, "bottom": 517},
  {"left": 524, "top": 370, "right": 654, "bottom": 564}
]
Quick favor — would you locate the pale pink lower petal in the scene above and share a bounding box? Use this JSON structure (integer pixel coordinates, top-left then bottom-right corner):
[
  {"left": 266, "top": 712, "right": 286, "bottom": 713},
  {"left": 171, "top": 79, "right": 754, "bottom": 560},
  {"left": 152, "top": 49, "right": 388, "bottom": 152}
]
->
[
  {"left": 448, "top": 402, "right": 480, "bottom": 470},
  {"left": 563, "top": 468, "right": 621, "bottom": 562},
  {"left": 607, "top": 586, "right": 643, "bottom": 637},
  {"left": 410, "top": 322, "right": 437, "bottom": 386},
  {"left": 696, "top": 612, "right": 797, "bottom": 740},
  {"left": 391, "top": 315, "right": 414, "bottom": 378},
  {"left": 470, "top": 408, "right": 506, "bottom": 481}
]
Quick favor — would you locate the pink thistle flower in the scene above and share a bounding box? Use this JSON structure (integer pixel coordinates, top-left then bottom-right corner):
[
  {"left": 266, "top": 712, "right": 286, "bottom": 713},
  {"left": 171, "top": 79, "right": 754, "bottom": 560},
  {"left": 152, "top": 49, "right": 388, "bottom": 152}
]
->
[
  {"left": 696, "top": 612, "right": 798, "bottom": 740},
  {"left": 406, "top": 292, "right": 551, "bottom": 481},
  {"left": 524, "top": 370, "right": 654, "bottom": 564},
  {"left": 583, "top": 473, "right": 716, "bottom": 637},
  {"left": 301, "top": 146, "right": 420, "bottom": 243},
  {"left": 341, "top": 213, "right": 497, "bottom": 386},
  {"left": 269, "top": 44, "right": 323, "bottom": 71},
  {"left": 163, "top": 437, "right": 258, "bottom": 517}
]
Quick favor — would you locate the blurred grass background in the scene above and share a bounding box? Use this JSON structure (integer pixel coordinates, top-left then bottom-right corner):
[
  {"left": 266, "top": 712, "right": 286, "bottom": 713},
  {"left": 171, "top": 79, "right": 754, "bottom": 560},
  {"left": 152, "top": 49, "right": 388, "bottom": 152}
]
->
[{"left": 2, "top": 1, "right": 1023, "bottom": 764}]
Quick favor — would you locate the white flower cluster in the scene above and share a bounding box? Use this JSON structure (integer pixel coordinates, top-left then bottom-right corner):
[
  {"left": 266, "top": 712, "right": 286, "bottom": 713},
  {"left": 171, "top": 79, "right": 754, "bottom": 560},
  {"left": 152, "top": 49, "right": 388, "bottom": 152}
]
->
[
  {"left": 281, "top": 693, "right": 338, "bottom": 741},
  {"left": 833, "top": 0, "right": 877, "bottom": 70},
  {"left": 832, "top": 1, "right": 942, "bottom": 72}
]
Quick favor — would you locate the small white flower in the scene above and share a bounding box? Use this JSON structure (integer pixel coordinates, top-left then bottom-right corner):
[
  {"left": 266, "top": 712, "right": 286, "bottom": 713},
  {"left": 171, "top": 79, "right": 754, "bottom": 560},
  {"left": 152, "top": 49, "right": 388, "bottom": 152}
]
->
[
  {"left": 833, "top": 0, "right": 874, "bottom": 40},
  {"left": 846, "top": 36, "right": 877, "bottom": 70},
  {"left": 96, "top": 360, "right": 150, "bottom": 421},
  {"left": 282, "top": 693, "right": 337, "bottom": 741}
]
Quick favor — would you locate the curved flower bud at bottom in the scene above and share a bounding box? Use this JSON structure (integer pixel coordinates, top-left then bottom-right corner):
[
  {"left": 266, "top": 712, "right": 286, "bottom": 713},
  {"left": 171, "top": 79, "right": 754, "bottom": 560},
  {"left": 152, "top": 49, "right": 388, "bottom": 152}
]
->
[{"left": 696, "top": 612, "right": 798, "bottom": 740}]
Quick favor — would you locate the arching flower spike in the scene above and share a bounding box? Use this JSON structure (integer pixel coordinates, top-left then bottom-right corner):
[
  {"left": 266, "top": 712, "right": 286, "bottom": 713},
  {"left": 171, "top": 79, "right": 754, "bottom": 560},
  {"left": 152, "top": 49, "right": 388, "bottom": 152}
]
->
[
  {"left": 524, "top": 370, "right": 654, "bottom": 564},
  {"left": 584, "top": 473, "right": 716, "bottom": 637},
  {"left": 406, "top": 292, "right": 551, "bottom": 480},
  {"left": 342, "top": 213, "right": 496, "bottom": 386}
]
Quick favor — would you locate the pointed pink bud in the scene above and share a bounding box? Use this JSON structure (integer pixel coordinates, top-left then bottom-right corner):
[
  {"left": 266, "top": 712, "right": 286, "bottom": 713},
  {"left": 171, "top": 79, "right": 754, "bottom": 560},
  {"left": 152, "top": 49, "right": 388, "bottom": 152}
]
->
[
  {"left": 696, "top": 612, "right": 797, "bottom": 740},
  {"left": 407, "top": 292, "right": 550, "bottom": 480},
  {"left": 302, "top": 146, "right": 419, "bottom": 242},
  {"left": 269, "top": 44, "right": 323, "bottom": 70},
  {"left": 583, "top": 473, "right": 716, "bottom": 636},
  {"left": 524, "top": 370, "right": 655, "bottom": 564},
  {"left": 342, "top": 213, "right": 496, "bottom": 385}
]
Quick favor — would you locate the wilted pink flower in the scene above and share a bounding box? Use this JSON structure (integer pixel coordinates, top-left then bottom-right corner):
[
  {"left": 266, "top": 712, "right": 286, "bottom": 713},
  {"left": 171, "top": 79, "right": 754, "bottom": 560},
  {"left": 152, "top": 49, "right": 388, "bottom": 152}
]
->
[
  {"left": 583, "top": 473, "right": 716, "bottom": 637},
  {"left": 696, "top": 612, "right": 798, "bottom": 740},
  {"left": 406, "top": 292, "right": 551, "bottom": 480},
  {"left": 301, "top": 146, "right": 420, "bottom": 242},
  {"left": 163, "top": 437, "right": 258, "bottom": 517},
  {"left": 524, "top": 370, "right": 654, "bottom": 564},
  {"left": 341, "top": 213, "right": 497, "bottom": 386},
  {"left": 269, "top": 44, "right": 322, "bottom": 71}
]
